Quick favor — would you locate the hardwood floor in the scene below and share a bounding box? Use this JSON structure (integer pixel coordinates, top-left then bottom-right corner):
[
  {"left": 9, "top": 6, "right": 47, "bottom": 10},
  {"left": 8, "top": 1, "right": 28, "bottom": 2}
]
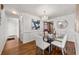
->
[
  {"left": 2, "top": 39, "right": 36, "bottom": 55},
  {"left": 2, "top": 38, "right": 76, "bottom": 55}
]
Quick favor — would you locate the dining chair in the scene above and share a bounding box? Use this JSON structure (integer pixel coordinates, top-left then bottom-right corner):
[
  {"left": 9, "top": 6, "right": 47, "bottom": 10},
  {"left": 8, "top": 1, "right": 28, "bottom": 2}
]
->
[
  {"left": 51, "top": 34, "right": 67, "bottom": 55},
  {"left": 35, "top": 35, "right": 50, "bottom": 54},
  {"left": 44, "top": 31, "right": 48, "bottom": 37}
]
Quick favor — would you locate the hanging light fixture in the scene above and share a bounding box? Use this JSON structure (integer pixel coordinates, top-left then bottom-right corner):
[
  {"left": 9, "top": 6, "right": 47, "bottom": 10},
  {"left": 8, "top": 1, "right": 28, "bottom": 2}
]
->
[{"left": 42, "top": 10, "right": 48, "bottom": 21}]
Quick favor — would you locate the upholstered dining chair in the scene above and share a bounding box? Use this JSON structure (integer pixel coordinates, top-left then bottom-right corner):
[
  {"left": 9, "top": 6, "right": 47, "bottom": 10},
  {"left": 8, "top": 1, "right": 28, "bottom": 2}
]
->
[
  {"left": 35, "top": 35, "right": 50, "bottom": 54},
  {"left": 51, "top": 34, "right": 68, "bottom": 55}
]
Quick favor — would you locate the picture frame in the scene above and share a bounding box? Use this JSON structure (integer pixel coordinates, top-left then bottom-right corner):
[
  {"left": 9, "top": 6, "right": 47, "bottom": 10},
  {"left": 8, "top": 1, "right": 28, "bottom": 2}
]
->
[{"left": 32, "top": 19, "right": 40, "bottom": 30}]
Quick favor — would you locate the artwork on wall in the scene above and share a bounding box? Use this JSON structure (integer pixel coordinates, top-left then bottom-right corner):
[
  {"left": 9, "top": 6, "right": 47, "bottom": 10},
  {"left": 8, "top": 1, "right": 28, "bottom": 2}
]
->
[{"left": 32, "top": 19, "right": 40, "bottom": 30}]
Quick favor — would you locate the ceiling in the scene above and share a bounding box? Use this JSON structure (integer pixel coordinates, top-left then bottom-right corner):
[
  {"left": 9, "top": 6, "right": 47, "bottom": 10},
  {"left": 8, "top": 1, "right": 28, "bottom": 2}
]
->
[{"left": 4, "top": 4, "right": 76, "bottom": 18}]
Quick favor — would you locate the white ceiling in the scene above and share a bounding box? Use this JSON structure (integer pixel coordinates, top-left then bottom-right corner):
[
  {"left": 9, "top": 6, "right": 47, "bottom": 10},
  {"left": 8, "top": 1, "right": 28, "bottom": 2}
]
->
[{"left": 4, "top": 4, "right": 76, "bottom": 18}]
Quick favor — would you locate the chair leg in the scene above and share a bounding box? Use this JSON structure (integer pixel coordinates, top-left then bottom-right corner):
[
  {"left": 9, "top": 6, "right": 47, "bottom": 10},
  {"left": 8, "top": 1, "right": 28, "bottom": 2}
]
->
[
  {"left": 62, "top": 48, "right": 64, "bottom": 55},
  {"left": 43, "top": 50, "right": 44, "bottom": 55},
  {"left": 49, "top": 46, "right": 50, "bottom": 54},
  {"left": 51, "top": 45, "right": 52, "bottom": 51},
  {"left": 64, "top": 48, "right": 66, "bottom": 54}
]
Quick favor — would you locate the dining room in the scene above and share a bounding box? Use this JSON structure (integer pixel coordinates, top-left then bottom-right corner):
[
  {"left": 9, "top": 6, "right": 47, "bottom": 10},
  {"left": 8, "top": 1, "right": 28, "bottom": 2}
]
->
[{"left": 0, "top": 4, "right": 77, "bottom": 55}]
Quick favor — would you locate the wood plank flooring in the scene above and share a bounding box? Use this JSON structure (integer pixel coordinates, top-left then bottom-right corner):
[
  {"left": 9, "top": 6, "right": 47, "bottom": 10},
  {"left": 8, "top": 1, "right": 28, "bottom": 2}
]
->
[
  {"left": 2, "top": 39, "right": 36, "bottom": 55},
  {"left": 2, "top": 38, "right": 76, "bottom": 55}
]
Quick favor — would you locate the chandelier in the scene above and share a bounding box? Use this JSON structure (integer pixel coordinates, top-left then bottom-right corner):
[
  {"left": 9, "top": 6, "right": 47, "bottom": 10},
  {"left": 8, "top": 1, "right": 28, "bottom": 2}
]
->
[{"left": 41, "top": 10, "right": 48, "bottom": 21}]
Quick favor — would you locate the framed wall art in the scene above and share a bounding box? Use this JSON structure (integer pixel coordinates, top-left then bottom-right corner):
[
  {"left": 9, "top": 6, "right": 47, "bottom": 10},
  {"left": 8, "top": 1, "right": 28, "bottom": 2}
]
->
[{"left": 32, "top": 19, "right": 40, "bottom": 30}]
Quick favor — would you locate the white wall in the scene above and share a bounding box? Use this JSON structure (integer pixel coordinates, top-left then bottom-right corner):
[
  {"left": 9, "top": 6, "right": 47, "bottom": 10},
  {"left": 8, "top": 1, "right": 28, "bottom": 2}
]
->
[
  {"left": 51, "top": 14, "right": 76, "bottom": 42},
  {"left": 0, "top": 10, "right": 7, "bottom": 54},
  {"left": 19, "top": 13, "right": 42, "bottom": 43}
]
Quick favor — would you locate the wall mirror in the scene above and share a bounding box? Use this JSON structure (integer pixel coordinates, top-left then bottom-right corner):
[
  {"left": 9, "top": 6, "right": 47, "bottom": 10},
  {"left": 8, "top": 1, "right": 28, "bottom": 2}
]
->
[{"left": 57, "top": 20, "right": 68, "bottom": 29}]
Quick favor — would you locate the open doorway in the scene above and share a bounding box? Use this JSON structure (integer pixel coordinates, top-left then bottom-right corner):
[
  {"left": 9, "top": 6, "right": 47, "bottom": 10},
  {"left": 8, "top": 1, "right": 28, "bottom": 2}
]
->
[{"left": 7, "top": 18, "right": 19, "bottom": 42}]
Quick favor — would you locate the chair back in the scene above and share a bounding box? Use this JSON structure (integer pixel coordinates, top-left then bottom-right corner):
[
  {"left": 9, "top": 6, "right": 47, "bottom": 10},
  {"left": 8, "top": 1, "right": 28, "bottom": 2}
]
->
[
  {"left": 62, "top": 34, "right": 67, "bottom": 48},
  {"left": 35, "top": 35, "right": 44, "bottom": 49},
  {"left": 44, "top": 31, "right": 48, "bottom": 37}
]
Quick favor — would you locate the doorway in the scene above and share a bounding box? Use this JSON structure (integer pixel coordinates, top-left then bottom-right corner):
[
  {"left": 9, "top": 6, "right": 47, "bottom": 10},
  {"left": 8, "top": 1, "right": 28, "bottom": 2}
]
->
[{"left": 7, "top": 18, "right": 19, "bottom": 41}]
